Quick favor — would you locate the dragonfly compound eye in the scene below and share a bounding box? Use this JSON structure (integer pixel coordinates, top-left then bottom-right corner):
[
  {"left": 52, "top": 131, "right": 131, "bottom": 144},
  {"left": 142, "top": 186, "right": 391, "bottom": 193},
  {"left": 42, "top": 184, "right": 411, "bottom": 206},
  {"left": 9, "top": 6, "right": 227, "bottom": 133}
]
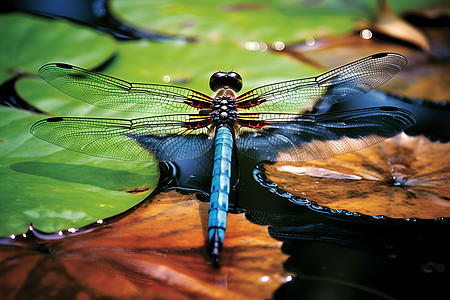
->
[{"left": 210, "top": 72, "right": 243, "bottom": 93}]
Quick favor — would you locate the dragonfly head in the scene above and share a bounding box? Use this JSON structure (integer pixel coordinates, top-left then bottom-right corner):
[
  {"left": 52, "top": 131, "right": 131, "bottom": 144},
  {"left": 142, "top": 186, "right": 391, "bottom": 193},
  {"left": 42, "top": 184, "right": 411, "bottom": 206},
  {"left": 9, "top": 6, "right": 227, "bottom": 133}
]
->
[{"left": 209, "top": 72, "right": 242, "bottom": 93}]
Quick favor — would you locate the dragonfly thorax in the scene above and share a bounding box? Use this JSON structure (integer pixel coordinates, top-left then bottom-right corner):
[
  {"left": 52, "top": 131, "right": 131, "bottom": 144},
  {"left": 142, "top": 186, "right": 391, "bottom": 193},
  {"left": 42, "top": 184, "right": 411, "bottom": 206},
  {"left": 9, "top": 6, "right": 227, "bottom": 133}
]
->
[{"left": 211, "top": 95, "right": 237, "bottom": 124}]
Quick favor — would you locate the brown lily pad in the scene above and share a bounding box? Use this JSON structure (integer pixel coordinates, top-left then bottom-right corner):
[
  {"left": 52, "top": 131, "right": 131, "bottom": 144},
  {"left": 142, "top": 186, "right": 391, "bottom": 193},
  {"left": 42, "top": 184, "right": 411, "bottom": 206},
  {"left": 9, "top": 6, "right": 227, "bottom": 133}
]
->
[
  {"left": 265, "top": 134, "right": 450, "bottom": 219},
  {"left": 279, "top": 2, "right": 450, "bottom": 103},
  {"left": 0, "top": 191, "right": 288, "bottom": 300},
  {"left": 363, "top": 0, "right": 431, "bottom": 51}
]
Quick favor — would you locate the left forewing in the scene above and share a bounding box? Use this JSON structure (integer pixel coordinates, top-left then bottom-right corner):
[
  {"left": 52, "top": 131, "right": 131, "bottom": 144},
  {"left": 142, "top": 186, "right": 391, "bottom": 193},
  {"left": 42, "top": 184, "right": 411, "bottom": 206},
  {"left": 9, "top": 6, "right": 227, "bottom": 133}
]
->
[{"left": 31, "top": 115, "right": 214, "bottom": 162}]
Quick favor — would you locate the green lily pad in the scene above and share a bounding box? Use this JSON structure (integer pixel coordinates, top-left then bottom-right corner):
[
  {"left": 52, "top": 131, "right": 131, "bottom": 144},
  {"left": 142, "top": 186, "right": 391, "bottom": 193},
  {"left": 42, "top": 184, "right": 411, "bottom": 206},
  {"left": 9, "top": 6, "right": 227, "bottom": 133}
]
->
[
  {"left": 0, "top": 13, "right": 115, "bottom": 83},
  {"left": 111, "top": 0, "right": 364, "bottom": 43},
  {"left": 111, "top": 0, "right": 447, "bottom": 45},
  {"left": 0, "top": 105, "right": 158, "bottom": 236},
  {"left": 99, "top": 40, "right": 317, "bottom": 94}
]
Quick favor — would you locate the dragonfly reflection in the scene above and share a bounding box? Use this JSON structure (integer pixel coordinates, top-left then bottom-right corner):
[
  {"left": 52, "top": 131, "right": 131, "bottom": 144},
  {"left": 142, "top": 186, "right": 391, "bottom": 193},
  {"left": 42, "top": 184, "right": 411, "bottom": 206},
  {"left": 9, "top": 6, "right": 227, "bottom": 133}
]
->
[{"left": 31, "top": 53, "right": 415, "bottom": 267}]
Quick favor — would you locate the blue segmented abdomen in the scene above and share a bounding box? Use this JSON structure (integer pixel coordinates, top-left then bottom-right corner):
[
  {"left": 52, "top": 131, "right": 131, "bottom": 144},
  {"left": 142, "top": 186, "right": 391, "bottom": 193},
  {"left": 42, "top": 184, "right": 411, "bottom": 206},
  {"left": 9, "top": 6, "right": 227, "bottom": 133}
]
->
[{"left": 208, "top": 125, "right": 233, "bottom": 264}]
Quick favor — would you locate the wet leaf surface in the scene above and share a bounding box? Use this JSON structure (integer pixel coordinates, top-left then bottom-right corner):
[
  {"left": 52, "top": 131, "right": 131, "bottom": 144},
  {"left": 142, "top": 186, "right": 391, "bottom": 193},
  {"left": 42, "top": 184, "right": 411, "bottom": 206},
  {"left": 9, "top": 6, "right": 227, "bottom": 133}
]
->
[
  {"left": 265, "top": 134, "right": 450, "bottom": 219},
  {"left": 0, "top": 191, "right": 288, "bottom": 300}
]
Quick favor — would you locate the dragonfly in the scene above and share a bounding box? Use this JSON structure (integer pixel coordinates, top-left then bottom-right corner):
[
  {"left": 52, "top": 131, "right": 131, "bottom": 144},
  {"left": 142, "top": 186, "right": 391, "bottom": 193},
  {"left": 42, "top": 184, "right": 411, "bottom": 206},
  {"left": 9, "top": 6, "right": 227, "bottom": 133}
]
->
[{"left": 31, "top": 52, "right": 415, "bottom": 267}]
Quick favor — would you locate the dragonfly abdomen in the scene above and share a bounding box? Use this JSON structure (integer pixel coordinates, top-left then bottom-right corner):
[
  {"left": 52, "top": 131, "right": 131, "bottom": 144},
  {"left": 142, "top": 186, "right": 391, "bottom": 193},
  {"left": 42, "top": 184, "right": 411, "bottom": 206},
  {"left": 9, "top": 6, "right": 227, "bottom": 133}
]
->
[{"left": 208, "top": 125, "right": 233, "bottom": 267}]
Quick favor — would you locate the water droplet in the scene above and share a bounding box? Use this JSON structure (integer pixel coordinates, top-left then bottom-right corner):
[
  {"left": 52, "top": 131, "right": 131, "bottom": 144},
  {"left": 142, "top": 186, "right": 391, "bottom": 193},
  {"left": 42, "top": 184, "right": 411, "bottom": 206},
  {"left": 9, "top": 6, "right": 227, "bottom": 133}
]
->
[
  {"left": 245, "top": 41, "right": 260, "bottom": 51},
  {"left": 97, "top": 219, "right": 104, "bottom": 224},
  {"left": 163, "top": 75, "right": 171, "bottom": 82},
  {"left": 272, "top": 41, "right": 285, "bottom": 51},
  {"left": 360, "top": 29, "right": 372, "bottom": 39},
  {"left": 9, "top": 234, "right": 16, "bottom": 240},
  {"left": 58, "top": 231, "right": 63, "bottom": 236},
  {"left": 305, "top": 36, "right": 315, "bottom": 46},
  {"left": 259, "top": 42, "right": 268, "bottom": 51},
  {"left": 259, "top": 275, "right": 270, "bottom": 282},
  {"left": 67, "top": 228, "right": 77, "bottom": 233}
]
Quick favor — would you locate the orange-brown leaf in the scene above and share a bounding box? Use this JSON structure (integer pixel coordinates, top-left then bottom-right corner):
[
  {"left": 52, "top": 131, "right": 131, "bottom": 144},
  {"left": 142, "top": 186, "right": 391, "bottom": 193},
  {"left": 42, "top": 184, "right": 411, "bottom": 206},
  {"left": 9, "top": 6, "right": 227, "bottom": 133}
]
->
[
  {"left": 265, "top": 135, "right": 450, "bottom": 219},
  {"left": 0, "top": 191, "right": 288, "bottom": 299},
  {"left": 363, "top": 0, "right": 430, "bottom": 51},
  {"left": 280, "top": 3, "right": 449, "bottom": 103}
]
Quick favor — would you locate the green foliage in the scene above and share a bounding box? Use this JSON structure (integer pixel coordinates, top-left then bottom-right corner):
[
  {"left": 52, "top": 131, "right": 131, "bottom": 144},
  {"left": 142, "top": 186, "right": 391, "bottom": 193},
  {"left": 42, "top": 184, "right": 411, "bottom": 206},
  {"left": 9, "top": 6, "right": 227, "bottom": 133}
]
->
[
  {"left": 112, "top": 0, "right": 366, "bottom": 43},
  {"left": 0, "top": 13, "right": 115, "bottom": 83},
  {"left": 0, "top": 14, "right": 155, "bottom": 236},
  {"left": 103, "top": 40, "right": 317, "bottom": 93},
  {"left": 0, "top": 106, "right": 158, "bottom": 236}
]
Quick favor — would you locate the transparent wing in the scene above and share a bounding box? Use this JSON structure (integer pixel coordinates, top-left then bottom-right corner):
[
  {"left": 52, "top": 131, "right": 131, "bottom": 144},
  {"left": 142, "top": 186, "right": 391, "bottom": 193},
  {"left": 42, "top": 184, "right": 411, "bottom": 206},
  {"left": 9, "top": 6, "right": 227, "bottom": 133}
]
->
[
  {"left": 236, "top": 53, "right": 407, "bottom": 113},
  {"left": 235, "top": 107, "right": 415, "bottom": 161},
  {"left": 38, "top": 63, "right": 213, "bottom": 113},
  {"left": 30, "top": 115, "right": 214, "bottom": 162}
]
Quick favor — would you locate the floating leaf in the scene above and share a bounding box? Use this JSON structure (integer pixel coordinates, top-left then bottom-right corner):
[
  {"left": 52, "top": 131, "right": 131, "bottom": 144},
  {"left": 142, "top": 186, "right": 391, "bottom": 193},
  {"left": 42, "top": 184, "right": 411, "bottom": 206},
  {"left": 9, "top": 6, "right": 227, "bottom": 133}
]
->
[
  {"left": 280, "top": 2, "right": 449, "bottom": 103},
  {"left": 111, "top": 0, "right": 365, "bottom": 43},
  {"left": 361, "top": 0, "right": 430, "bottom": 51},
  {"left": 0, "top": 13, "right": 115, "bottom": 83},
  {"left": 265, "top": 134, "right": 450, "bottom": 219},
  {"left": 98, "top": 40, "right": 318, "bottom": 94},
  {"left": 0, "top": 191, "right": 288, "bottom": 299},
  {"left": 0, "top": 106, "right": 158, "bottom": 236},
  {"left": 0, "top": 18, "right": 158, "bottom": 236},
  {"left": 3, "top": 0, "right": 177, "bottom": 41}
]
